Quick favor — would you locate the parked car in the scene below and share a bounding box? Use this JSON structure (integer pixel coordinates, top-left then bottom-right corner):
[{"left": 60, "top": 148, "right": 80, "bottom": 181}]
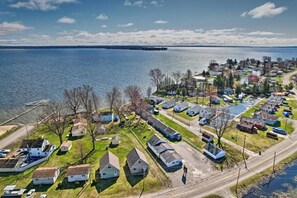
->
[
  {"left": 153, "top": 109, "right": 159, "bottom": 115},
  {"left": 272, "top": 127, "right": 287, "bottom": 135},
  {"left": 39, "top": 194, "right": 47, "bottom": 198},
  {"left": 119, "top": 120, "right": 125, "bottom": 127},
  {"left": 199, "top": 118, "right": 208, "bottom": 126},
  {"left": 0, "top": 153, "right": 6, "bottom": 158},
  {"left": 26, "top": 189, "right": 36, "bottom": 198},
  {"left": 0, "top": 149, "right": 11, "bottom": 153}
]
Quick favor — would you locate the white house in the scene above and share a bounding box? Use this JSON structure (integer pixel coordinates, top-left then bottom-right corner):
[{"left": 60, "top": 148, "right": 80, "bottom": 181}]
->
[
  {"left": 66, "top": 164, "right": 91, "bottom": 182},
  {"left": 20, "top": 139, "right": 55, "bottom": 157},
  {"left": 204, "top": 143, "right": 226, "bottom": 160},
  {"left": 32, "top": 167, "right": 60, "bottom": 185},
  {"left": 162, "top": 100, "right": 175, "bottom": 109},
  {"left": 93, "top": 112, "right": 114, "bottom": 123},
  {"left": 173, "top": 102, "right": 188, "bottom": 113},
  {"left": 99, "top": 151, "right": 120, "bottom": 179},
  {"left": 71, "top": 124, "right": 87, "bottom": 137},
  {"left": 126, "top": 148, "right": 149, "bottom": 175},
  {"left": 159, "top": 150, "right": 183, "bottom": 167},
  {"left": 199, "top": 107, "right": 216, "bottom": 120},
  {"left": 60, "top": 141, "right": 72, "bottom": 152},
  {"left": 187, "top": 105, "right": 201, "bottom": 116}
]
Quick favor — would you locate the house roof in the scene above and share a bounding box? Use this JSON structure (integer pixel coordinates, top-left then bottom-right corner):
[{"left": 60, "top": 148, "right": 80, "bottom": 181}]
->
[
  {"left": 32, "top": 167, "right": 59, "bottom": 179},
  {"left": 163, "top": 100, "right": 175, "bottom": 106},
  {"left": 20, "top": 138, "right": 44, "bottom": 149},
  {"left": 160, "top": 150, "right": 182, "bottom": 163},
  {"left": 100, "top": 151, "right": 120, "bottom": 171},
  {"left": 126, "top": 148, "right": 148, "bottom": 167},
  {"left": 147, "top": 134, "right": 164, "bottom": 146},
  {"left": 256, "top": 111, "right": 279, "bottom": 121},
  {"left": 238, "top": 121, "right": 254, "bottom": 129},
  {"left": 61, "top": 140, "right": 72, "bottom": 148},
  {"left": 154, "top": 143, "right": 174, "bottom": 154},
  {"left": 240, "top": 116, "right": 265, "bottom": 126},
  {"left": 66, "top": 164, "right": 90, "bottom": 177},
  {"left": 204, "top": 143, "right": 223, "bottom": 156},
  {"left": 72, "top": 124, "right": 86, "bottom": 131},
  {"left": 174, "top": 102, "right": 188, "bottom": 108},
  {"left": 43, "top": 144, "right": 53, "bottom": 152},
  {"left": 111, "top": 136, "right": 120, "bottom": 145},
  {"left": 165, "top": 127, "right": 177, "bottom": 135},
  {"left": 100, "top": 111, "right": 113, "bottom": 116},
  {"left": 188, "top": 105, "right": 201, "bottom": 112},
  {"left": 0, "top": 158, "right": 20, "bottom": 168}
]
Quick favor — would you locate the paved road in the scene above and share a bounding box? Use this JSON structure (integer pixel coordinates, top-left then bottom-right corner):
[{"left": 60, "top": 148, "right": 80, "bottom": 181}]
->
[
  {"left": 139, "top": 71, "right": 297, "bottom": 198},
  {"left": 0, "top": 125, "right": 34, "bottom": 149}
]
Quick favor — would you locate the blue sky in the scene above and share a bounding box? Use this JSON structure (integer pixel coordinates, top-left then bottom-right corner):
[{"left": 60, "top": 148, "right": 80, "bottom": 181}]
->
[{"left": 0, "top": 0, "right": 296, "bottom": 46}]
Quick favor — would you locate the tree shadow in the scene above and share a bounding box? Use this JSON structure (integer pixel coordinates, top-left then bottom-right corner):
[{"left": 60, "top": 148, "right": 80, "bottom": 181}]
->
[
  {"left": 55, "top": 178, "right": 85, "bottom": 190},
  {"left": 92, "top": 169, "right": 118, "bottom": 193},
  {"left": 123, "top": 163, "right": 146, "bottom": 187},
  {"left": 25, "top": 181, "right": 53, "bottom": 193},
  {"left": 56, "top": 150, "right": 67, "bottom": 156}
]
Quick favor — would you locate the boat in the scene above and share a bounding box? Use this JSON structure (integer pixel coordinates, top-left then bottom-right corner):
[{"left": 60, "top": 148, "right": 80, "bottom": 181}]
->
[{"left": 25, "top": 99, "right": 50, "bottom": 106}]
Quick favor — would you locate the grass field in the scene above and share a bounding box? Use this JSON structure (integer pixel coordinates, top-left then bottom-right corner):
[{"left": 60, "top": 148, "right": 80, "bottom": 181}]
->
[
  {"left": 171, "top": 110, "right": 199, "bottom": 121},
  {"left": 0, "top": 120, "right": 168, "bottom": 198}
]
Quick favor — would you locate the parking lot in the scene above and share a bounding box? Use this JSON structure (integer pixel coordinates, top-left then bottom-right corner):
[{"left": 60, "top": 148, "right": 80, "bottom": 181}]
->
[{"left": 166, "top": 141, "right": 220, "bottom": 187}]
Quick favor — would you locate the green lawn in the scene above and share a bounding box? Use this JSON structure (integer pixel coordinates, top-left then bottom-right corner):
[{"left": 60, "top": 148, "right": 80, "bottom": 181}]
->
[
  {"left": 240, "top": 99, "right": 266, "bottom": 117},
  {"left": 0, "top": 120, "right": 167, "bottom": 198},
  {"left": 169, "top": 109, "right": 198, "bottom": 121}
]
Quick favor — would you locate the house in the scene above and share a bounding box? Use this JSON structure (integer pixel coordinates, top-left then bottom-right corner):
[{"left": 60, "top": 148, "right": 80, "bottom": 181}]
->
[
  {"left": 199, "top": 107, "right": 216, "bottom": 120},
  {"left": 254, "top": 111, "right": 279, "bottom": 126},
  {"left": 159, "top": 150, "right": 183, "bottom": 168},
  {"left": 210, "top": 95, "right": 220, "bottom": 104},
  {"left": 173, "top": 102, "right": 188, "bottom": 113},
  {"left": 247, "top": 74, "right": 260, "bottom": 84},
  {"left": 73, "top": 114, "right": 87, "bottom": 126},
  {"left": 236, "top": 122, "right": 257, "bottom": 133},
  {"left": 99, "top": 151, "right": 120, "bottom": 179},
  {"left": 259, "top": 104, "right": 275, "bottom": 114},
  {"left": 60, "top": 140, "right": 72, "bottom": 152},
  {"left": 204, "top": 143, "right": 226, "bottom": 160},
  {"left": 97, "top": 125, "right": 106, "bottom": 135},
  {"left": 111, "top": 136, "right": 120, "bottom": 146},
  {"left": 66, "top": 164, "right": 91, "bottom": 182},
  {"left": 126, "top": 148, "right": 149, "bottom": 175},
  {"left": 147, "top": 135, "right": 171, "bottom": 157},
  {"left": 93, "top": 112, "right": 114, "bottom": 123},
  {"left": 202, "top": 131, "right": 214, "bottom": 143},
  {"left": 2, "top": 185, "right": 26, "bottom": 197},
  {"left": 32, "top": 167, "right": 60, "bottom": 185},
  {"left": 240, "top": 116, "right": 266, "bottom": 130},
  {"left": 149, "top": 96, "right": 163, "bottom": 105},
  {"left": 162, "top": 100, "right": 175, "bottom": 109},
  {"left": 223, "top": 87, "right": 234, "bottom": 95},
  {"left": 71, "top": 124, "right": 87, "bottom": 137},
  {"left": 164, "top": 127, "right": 182, "bottom": 141},
  {"left": 20, "top": 138, "right": 55, "bottom": 157},
  {"left": 187, "top": 105, "right": 201, "bottom": 116}
]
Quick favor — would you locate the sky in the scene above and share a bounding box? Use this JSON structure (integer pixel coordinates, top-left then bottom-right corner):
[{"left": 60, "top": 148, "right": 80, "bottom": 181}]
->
[{"left": 0, "top": 0, "right": 297, "bottom": 46}]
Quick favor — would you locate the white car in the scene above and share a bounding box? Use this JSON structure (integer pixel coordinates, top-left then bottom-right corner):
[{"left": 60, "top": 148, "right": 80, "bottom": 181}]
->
[
  {"left": 0, "top": 149, "right": 11, "bottom": 153},
  {"left": 0, "top": 153, "right": 6, "bottom": 158},
  {"left": 39, "top": 194, "right": 47, "bottom": 198},
  {"left": 26, "top": 189, "right": 35, "bottom": 198}
]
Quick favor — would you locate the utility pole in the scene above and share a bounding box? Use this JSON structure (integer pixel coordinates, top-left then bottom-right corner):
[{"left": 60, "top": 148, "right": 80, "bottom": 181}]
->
[
  {"left": 236, "top": 168, "right": 241, "bottom": 197},
  {"left": 243, "top": 135, "right": 247, "bottom": 169},
  {"left": 273, "top": 151, "right": 276, "bottom": 173}
]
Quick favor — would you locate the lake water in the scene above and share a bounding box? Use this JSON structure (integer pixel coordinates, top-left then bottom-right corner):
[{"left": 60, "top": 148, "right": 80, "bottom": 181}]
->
[
  {"left": 0, "top": 47, "right": 297, "bottom": 123},
  {"left": 243, "top": 159, "right": 297, "bottom": 197}
]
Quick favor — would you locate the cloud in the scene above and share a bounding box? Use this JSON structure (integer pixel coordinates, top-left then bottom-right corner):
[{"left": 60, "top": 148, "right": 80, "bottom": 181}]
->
[
  {"left": 9, "top": 0, "right": 77, "bottom": 11},
  {"left": 96, "top": 13, "right": 108, "bottom": 20},
  {"left": 124, "top": 0, "right": 144, "bottom": 7},
  {"left": 101, "top": 24, "right": 107, "bottom": 28},
  {"left": 154, "top": 20, "right": 168, "bottom": 24},
  {"left": 0, "top": 21, "right": 32, "bottom": 36},
  {"left": 246, "top": 31, "right": 283, "bottom": 36},
  {"left": 118, "top": 22, "right": 134, "bottom": 27},
  {"left": 57, "top": 17, "right": 76, "bottom": 24},
  {"left": 241, "top": 2, "right": 287, "bottom": 19},
  {"left": 150, "top": 0, "right": 164, "bottom": 7}
]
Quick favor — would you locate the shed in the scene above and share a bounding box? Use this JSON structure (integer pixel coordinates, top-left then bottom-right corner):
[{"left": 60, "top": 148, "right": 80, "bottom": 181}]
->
[
  {"left": 111, "top": 136, "right": 120, "bottom": 146},
  {"left": 60, "top": 140, "right": 72, "bottom": 152},
  {"left": 204, "top": 143, "right": 226, "bottom": 160},
  {"left": 32, "top": 167, "right": 60, "bottom": 185}
]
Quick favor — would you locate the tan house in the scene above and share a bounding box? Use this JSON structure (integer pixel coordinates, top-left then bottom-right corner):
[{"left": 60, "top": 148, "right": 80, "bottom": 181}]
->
[
  {"left": 66, "top": 164, "right": 91, "bottom": 182},
  {"left": 60, "top": 140, "right": 72, "bottom": 152},
  {"left": 32, "top": 167, "right": 60, "bottom": 185},
  {"left": 126, "top": 148, "right": 149, "bottom": 175},
  {"left": 99, "top": 151, "right": 120, "bottom": 179},
  {"left": 71, "top": 124, "right": 87, "bottom": 137}
]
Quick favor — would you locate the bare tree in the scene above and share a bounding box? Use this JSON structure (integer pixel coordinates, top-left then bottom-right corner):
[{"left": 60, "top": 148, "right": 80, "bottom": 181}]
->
[
  {"left": 106, "top": 87, "right": 122, "bottom": 112},
  {"left": 43, "top": 101, "right": 68, "bottom": 146},
  {"left": 86, "top": 115, "right": 98, "bottom": 152},
  {"left": 124, "top": 85, "right": 142, "bottom": 112},
  {"left": 78, "top": 85, "right": 93, "bottom": 114},
  {"left": 77, "top": 139, "right": 86, "bottom": 163},
  {"left": 149, "top": 68, "right": 164, "bottom": 92},
  {"left": 146, "top": 86, "right": 152, "bottom": 99},
  {"left": 113, "top": 97, "right": 125, "bottom": 121},
  {"left": 172, "top": 71, "right": 181, "bottom": 88},
  {"left": 64, "top": 87, "right": 81, "bottom": 115},
  {"left": 91, "top": 90, "right": 100, "bottom": 113},
  {"left": 210, "top": 107, "right": 232, "bottom": 148}
]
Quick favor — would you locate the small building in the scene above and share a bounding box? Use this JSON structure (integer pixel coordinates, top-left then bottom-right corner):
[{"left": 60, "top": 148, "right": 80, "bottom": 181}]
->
[
  {"left": 173, "top": 102, "right": 188, "bottom": 113},
  {"left": 254, "top": 111, "right": 279, "bottom": 126},
  {"left": 126, "top": 148, "right": 149, "bottom": 175},
  {"left": 32, "top": 167, "right": 60, "bottom": 185},
  {"left": 187, "top": 105, "right": 201, "bottom": 116},
  {"left": 149, "top": 96, "right": 163, "bottom": 105},
  {"left": 210, "top": 95, "right": 220, "bottom": 104},
  {"left": 66, "top": 164, "right": 91, "bottom": 182},
  {"left": 20, "top": 138, "right": 55, "bottom": 157},
  {"left": 236, "top": 122, "right": 257, "bottom": 133},
  {"left": 204, "top": 143, "right": 226, "bottom": 160},
  {"left": 71, "top": 124, "right": 87, "bottom": 137},
  {"left": 159, "top": 150, "right": 183, "bottom": 168},
  {"left": 111, "top": 136, "right": 120, "bottom": 146},
  {"left": 99, "top": 151, "right": 120, "bottom": 179},
  {"left": 162, "top": 100, "right": 175, "bottom": 109},
  {"left": 93, "top": 112, "right": 114, "bottom": 123},
  {"left": 202, "top": 131, "right": 214, "bottom": 143},
  {"left": 97, "top": 125, "right": 106, "bottom": 135},
  {"left": 2, "top": 185, "right": 26, "bottom": 197},
  {"left": 60, "top": 141, "right": 72, "bottom": 152},
  {"left": 199, "top": 107, "right": 216, "bottom": 120},
  {"left": 240, "top": 116, "right": 266, "bottom": 130}
]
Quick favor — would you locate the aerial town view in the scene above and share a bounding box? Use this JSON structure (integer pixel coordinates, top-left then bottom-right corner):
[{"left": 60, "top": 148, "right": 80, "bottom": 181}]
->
[{"left": 0, "top": 1, "right": 297, "bottom": 198}]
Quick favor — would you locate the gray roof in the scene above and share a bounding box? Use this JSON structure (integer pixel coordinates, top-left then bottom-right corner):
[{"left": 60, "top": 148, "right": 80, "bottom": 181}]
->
[
  {"left": 160, "top": 150, "right": 182, "bottom": 163},
  {"left": 188, "top": 105, "right": 201, "bottom": 112},
  {"left": 20, "top": 138, "right": 44, "bottom": 148},
  {"left": 204, "top": 143, "right": 223, "bottom": 156},
  {"left": 155, "top": 143, "right": 174, "bottom": 154},
  {"left": 0, "top": 158, "right": 20, "bottom": 168},
  {"left": 147, "top": 134, "right": 164, "bottom": 146},
  {"left": 174, "top": 102, "right": 188, "bottom": 108},
  {"left": 126, "top": 148, "right": 148, "bottom": 167},
  {"left": 100, "top": 151, "right": 120, "bottom": 171},
  {"left": 164, "top": 127, "right": 177, "bottom": 135}
]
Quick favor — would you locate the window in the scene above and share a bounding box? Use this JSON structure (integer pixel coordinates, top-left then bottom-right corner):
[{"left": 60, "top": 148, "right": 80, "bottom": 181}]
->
[
  {"left": 103, "top": 173, "right": 106, "bottom": 175},
  {"left": 133, "top": 168, "right": 136, "bottom": 170},
  {"left": 108, "top": 166, "right": 111, "bottom": 169},
  {"left": 138, "top": 161, "right": 141, "bottom": 163},
  {"left": 71, "top": 176, "right": 73, "bottom": 178},
  {"left": 82, "top": 175, "right": 85, "bottom": 177}
]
